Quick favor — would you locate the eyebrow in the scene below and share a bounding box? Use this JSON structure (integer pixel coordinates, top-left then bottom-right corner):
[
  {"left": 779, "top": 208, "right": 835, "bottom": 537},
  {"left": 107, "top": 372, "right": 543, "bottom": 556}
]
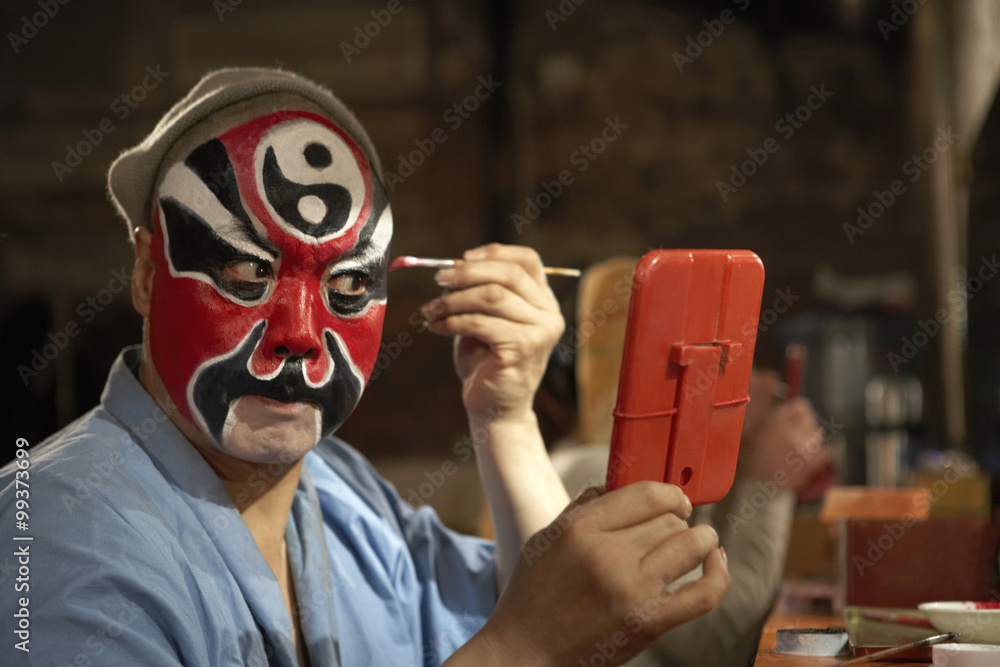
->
[
  {"left": 182, "top": 138, "right": 278, "bottom": 256},
  {"left": 328, "top": 203, "right": 392, "bottom": 272},
  {"left": 159, "top": 196, "right": 266, "bottom": 271},
  {"left": 158, "top": 196, "right": 276, "bottom": 303}
]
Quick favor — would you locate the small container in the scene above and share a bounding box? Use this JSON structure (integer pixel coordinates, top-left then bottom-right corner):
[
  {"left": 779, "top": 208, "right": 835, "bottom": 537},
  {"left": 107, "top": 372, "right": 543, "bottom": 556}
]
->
[{"left": 775, "top": 628, "right": 850, "bottom": 656}]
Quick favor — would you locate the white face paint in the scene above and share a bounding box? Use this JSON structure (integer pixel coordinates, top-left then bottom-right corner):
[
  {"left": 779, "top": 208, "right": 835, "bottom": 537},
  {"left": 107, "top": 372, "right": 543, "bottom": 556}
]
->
[{"left": 253, "top": 118, "right": 369, "bottom": 244}]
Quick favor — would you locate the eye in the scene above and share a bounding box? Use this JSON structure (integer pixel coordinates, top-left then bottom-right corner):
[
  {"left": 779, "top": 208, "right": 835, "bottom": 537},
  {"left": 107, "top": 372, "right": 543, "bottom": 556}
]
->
[
  {"left": 223, "top": 259, "right": 273, "bottom": 284},
  {"left": 327, "top": 271, "right": 368, "bottom": 296},
  {"left": 218, "top": 258, "right": 274, "bottom": 301}
]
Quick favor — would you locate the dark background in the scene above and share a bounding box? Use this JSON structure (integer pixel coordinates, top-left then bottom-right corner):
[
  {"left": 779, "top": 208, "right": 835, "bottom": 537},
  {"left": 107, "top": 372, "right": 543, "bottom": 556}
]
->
[{"left": 2, "top": 1, "right": 998, "bottom": 522}]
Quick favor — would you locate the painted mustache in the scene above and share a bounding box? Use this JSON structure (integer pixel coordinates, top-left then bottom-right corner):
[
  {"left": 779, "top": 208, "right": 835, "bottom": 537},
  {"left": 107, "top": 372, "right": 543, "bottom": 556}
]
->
[{"left": 190, "top": 321, "right": 363, "bottom": 443}]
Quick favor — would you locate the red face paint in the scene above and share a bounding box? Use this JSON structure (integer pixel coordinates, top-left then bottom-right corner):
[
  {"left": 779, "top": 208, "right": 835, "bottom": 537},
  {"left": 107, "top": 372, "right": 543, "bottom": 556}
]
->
[{"left": 148, "top": 111, "right": 391, "bottom": 447}]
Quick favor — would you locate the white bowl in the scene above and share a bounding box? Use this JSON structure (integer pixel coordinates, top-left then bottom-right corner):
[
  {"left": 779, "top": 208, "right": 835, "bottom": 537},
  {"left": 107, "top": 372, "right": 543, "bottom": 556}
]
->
[{"left": 918, "top": 602, "right": 1000, "bottom": 644}]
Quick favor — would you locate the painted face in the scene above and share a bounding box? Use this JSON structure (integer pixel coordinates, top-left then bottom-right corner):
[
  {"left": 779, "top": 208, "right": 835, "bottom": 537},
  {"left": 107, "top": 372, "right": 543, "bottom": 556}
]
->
[{"left": 148, "top": 110, "right": 391, "bottom": 453}]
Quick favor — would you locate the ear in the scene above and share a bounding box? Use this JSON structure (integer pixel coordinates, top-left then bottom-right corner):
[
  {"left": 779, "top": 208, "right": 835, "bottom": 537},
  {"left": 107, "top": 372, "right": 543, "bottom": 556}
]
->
[{"left": 132, "top": 226, "right": 155, "bottom": 317}]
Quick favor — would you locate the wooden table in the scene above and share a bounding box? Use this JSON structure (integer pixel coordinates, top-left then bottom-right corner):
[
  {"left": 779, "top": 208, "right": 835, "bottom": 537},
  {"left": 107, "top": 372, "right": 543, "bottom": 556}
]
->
[{"left": 754, "top": 613, "right": 928, "bottom": 666}]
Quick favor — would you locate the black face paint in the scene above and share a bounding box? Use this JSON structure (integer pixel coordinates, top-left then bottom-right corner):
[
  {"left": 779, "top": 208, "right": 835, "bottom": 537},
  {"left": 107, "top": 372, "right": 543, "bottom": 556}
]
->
[
  {"left": 191, "top": 321, "right": 363, "bottom": 443},
  {"left": 262, "top": 146, "right": 353, "bottom": 239},
  {"left": 159, "top": 197, "right": 273, "bottom": 302},
  {"left": 303, "top": 142, "right": 332, "bottom": 169},
  {"left": 183, "top": 138, "right": 277, "bottom": 255}
]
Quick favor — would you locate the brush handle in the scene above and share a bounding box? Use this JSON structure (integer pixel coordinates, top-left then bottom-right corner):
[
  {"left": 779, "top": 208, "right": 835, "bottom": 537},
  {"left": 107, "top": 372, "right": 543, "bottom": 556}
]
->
[{"left": 389, "top": 256, "right": 581, "bottom": 277}]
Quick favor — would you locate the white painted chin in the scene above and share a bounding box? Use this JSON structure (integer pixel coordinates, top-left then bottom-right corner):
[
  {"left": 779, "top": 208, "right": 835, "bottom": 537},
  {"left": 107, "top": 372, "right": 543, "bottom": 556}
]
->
[{"left": 218, "top": 394, "right": 323, "bottom": 462}]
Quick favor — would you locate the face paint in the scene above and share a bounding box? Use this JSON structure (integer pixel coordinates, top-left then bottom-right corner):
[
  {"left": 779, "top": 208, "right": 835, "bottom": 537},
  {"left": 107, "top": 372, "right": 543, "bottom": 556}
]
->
[{"left": 148, "top": 111, "right": 391, "bottom": 454}]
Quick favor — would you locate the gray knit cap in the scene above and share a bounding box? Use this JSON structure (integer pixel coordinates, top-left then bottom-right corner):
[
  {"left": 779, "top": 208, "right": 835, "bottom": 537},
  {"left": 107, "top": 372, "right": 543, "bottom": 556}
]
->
[{"left": 107, "top": 67, "right": 384, "bottom": 242}]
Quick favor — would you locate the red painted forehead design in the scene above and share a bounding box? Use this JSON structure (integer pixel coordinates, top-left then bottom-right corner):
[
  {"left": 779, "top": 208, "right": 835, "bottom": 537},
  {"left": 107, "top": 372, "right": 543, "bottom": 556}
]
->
[{"left": 150, "top": 111, "right": 391, "bottom": 443}]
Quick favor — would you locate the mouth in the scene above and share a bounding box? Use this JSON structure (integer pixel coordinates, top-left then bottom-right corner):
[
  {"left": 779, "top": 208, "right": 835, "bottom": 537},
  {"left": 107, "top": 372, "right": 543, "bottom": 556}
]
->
[{"left": 242, "top": 394, "right": 319, "bottom": 416}]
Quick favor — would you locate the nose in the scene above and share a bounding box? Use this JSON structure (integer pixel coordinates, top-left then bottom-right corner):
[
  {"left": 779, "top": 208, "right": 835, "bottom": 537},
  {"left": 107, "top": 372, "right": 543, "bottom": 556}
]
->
[
  {"left": 273, "top": 343, "right": 315, "bottom": 359},
  {"left": 261, "top": 275, "right": 324, "bottom": 362}
]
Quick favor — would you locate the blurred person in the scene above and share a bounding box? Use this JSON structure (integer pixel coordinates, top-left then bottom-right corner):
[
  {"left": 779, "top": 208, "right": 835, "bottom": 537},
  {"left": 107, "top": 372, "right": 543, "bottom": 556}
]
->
[
  {"left": 0, "top": 68, "right": 729, "bottom": 666},
  {"left": 551, "top": 258, "right": 830, "bottom": 667}
]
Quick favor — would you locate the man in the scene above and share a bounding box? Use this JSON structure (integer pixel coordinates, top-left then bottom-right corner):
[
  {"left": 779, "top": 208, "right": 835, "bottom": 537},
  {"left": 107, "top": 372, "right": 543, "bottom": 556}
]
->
[{"left": 0, "top": 67, "right": 728, "bottom": 666}]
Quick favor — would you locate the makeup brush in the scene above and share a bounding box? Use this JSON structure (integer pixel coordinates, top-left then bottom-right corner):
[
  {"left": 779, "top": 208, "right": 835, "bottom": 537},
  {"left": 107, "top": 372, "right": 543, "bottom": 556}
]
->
[
  {"left": 827, "top": 633, "right": 959, "bottom": 666},
  {"left": 389, "top": 255, "right": 582, "bottom": 277}
]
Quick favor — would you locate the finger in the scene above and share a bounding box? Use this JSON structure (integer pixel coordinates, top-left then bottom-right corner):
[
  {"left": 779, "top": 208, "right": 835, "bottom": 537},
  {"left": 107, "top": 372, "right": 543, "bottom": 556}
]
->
[
  {"left": 463, "top": 243, "right": 548, "bottom": 287},
  {"left": 618, "top": 511, "right": 691, "bottom": 554},
  {"left": 639, "top": 524, "right": 719, "bottom": 582},
  {"left": 423, "top": 312, "right": 549, "bottom": 352},
  {"left": 422, "top": 283, "right": 546, "bottom": 326},
  {"left": 649, "top": 547, "right": 730, "bottom": 635},
  {"left": 437, "top": 258, "right": 555, "bottom": 312},
  {"left": 584, "top": 482, "right": 693, "bottom": 531}
]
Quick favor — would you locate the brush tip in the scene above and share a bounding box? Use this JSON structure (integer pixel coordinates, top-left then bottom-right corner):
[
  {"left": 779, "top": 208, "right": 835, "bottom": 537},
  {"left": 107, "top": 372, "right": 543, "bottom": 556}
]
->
[{"left": 388, "top": 256, "right": 417, "bottom": 272}]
